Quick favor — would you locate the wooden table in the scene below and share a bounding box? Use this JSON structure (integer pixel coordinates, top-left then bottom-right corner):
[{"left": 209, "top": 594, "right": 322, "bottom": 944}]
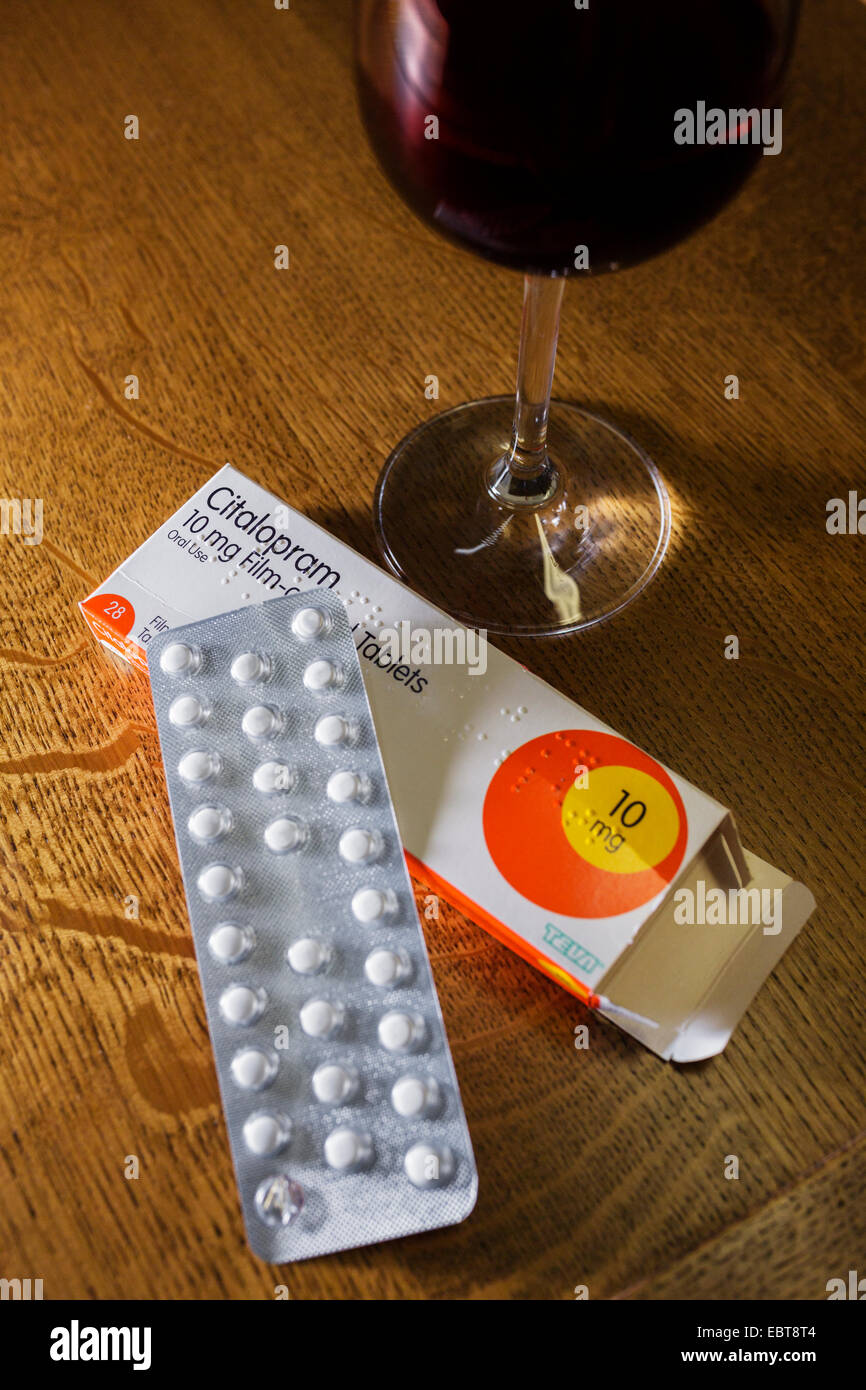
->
[{"left": 1, "top": 0, "right": 864, "bottom": 1301}]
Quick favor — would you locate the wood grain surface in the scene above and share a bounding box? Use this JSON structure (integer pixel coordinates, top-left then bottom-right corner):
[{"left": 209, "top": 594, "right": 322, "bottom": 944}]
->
[{"left": 1, "top": 0, "right": 864, "bottom": 1301}]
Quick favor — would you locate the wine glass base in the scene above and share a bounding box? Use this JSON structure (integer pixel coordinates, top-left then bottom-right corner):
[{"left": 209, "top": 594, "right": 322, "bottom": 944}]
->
[{"left": 373, "top": 396, "right": 671, "bottom": 637}]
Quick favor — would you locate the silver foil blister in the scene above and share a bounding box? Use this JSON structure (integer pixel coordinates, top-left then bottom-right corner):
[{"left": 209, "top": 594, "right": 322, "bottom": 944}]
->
[{"left": 148, "top": 591, "right": 477, "bottom": 1261}]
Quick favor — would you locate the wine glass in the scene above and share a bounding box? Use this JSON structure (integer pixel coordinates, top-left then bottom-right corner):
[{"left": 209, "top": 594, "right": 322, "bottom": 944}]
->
[{"left": 355, "top": 0, "right": 800, "bottom": 636}]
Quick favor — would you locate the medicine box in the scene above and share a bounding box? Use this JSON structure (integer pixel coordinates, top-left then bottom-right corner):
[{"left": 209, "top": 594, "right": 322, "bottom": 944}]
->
[{"left": 80, "top": 466, "right": 815, "bottom": 1060}]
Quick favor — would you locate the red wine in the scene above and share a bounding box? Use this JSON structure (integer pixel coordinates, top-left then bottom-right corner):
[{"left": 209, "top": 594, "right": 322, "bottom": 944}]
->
[{"left": 356, "top": 0, "right": 795, "bottom": 275}]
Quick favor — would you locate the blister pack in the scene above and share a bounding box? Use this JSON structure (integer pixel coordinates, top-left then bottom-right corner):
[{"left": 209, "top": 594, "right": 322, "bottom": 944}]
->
[{"left": 147, "top": 591, "right": 477, "bottom": 1261}]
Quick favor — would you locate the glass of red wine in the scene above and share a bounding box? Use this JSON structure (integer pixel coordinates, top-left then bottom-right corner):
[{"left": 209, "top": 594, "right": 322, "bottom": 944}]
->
[{"left": 355, "top": 0, "right": 799, "bottom": 635}]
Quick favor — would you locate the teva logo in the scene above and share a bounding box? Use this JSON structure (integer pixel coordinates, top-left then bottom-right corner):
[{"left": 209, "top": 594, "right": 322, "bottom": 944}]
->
[
  {"left": 0, "top": 1277, "right": 43, "bottom": 1299},
  {"left": 49, "top": 1321, "right": 152, "bottom": 1371},
  {"left": 826, "top": 1269, "right": 866, "bottom": 1299},
  {"left": 542, "top": 923, "right": 604, "bottom": 975}
]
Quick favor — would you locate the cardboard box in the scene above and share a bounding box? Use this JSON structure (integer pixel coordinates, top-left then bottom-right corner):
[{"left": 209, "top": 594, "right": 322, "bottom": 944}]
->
[{"left": 80, "top": 466, "right": 815, "bottom": 1059}]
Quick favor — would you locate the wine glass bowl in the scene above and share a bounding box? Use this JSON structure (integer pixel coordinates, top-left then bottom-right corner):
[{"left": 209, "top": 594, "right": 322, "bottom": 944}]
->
[{"left": 356, "top": 0, "right": 799, "bottom": 635}]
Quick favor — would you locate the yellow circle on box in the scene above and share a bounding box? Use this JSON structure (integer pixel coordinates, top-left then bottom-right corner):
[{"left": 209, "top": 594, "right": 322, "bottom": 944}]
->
[{"left": 561, "top": 764, "right": 681, "bottom": 875}]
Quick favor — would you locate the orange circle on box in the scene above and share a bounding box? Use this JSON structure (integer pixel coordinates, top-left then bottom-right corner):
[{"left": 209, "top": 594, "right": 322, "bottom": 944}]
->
[
  {"left": 482, "top": 730, "right": 688, "bottom": 918},
  {"left": 81, "top": 592, "right": 135, "bottom": 638}
]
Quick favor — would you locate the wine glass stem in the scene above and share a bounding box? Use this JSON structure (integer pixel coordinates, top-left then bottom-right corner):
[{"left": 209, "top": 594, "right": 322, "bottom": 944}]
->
[{"left": 489, "top": 273, "right": 565, "bottom": 506}]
